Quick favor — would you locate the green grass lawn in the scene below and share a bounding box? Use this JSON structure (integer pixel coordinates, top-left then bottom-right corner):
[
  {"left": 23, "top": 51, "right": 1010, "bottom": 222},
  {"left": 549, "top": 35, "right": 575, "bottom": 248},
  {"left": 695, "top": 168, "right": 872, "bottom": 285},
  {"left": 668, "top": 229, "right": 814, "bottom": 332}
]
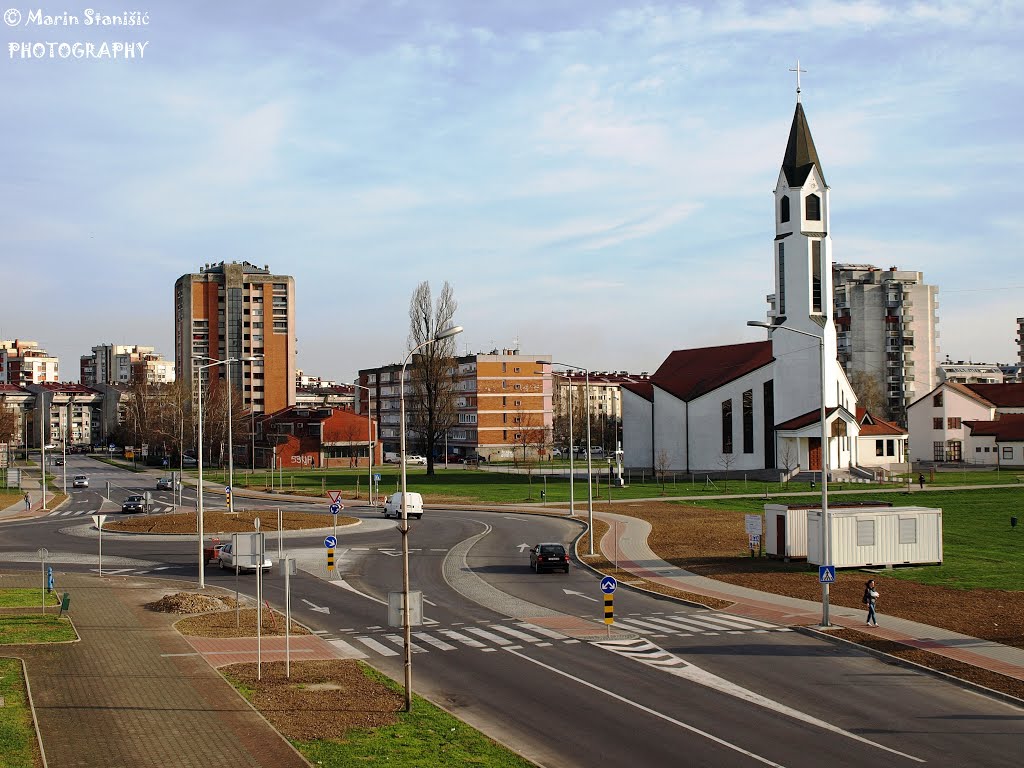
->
[
  {"left": 0, "top": 591, "right": 58, "bottom": 609},
  {"left": 695, "top": 486, "right": 1024, "bottom": 591},
  {"left": 0, "top": 658, "right": 39, "bottom": 768},
  {"left": 0, "top": 616, "right": 77, "bottom": 645}
]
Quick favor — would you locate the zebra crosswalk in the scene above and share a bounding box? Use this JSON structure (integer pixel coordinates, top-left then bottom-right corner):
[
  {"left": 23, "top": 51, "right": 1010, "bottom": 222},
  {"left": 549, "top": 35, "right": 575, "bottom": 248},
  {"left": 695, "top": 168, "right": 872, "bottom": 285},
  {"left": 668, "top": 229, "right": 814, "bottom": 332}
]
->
[
  {"left": 329, "top": 611, "right": 787, "bottom": 658},
  {"left": 46, "top": 506, "right": 177, "bottom": 518}
]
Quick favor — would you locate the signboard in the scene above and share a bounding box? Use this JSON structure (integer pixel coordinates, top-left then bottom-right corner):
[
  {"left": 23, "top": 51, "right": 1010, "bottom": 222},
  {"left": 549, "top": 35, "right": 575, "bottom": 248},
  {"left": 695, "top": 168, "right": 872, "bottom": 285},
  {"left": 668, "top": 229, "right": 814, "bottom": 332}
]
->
[
  {"left": 231, "top": 532, "right": 264, "bottom": 569},
  {"left": 600, "top": 576, "right": 617, "bottom": 594},
  {"left": 818, "top": 565, "right": 836, "bottom": 584},
  {"left": 91, "top": 514, "right": 107, "bottom": 528},
  {"left": 7, "top": 468, "right": 21, "bottom": 485},
  {"left": 326, "top": 490, "right": 343, "bottom": 504},
  {"left": 373, "top": 474, "right": 381, "bottom": 482},
  {"left": 604, "top": 594, "right": 614, "bottom": 624},
  {"left": 324, "top": 535, "right": 337, "bottom": 548},
  {"left": 329, "top": 503, "right": 341, "bottom": 515},
  {"left": 388, "top": 590, "right": 423, "bottom": 627},
  {"left": 745, "top": 514, "right": 763, "bottom": 536}
]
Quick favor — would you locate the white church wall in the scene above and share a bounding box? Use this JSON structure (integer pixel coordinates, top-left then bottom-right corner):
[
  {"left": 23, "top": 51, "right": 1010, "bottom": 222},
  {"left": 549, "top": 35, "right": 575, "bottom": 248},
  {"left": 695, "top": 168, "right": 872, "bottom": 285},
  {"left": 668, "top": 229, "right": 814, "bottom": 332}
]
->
[
  {"left": 652, "top": 388, "right": 687, "bottom": 471},
  {"left": 621, "top": 389, "right": 653, "bottom": 468},
  {"left": 686, "top": 366, "right": 774, "bottom": 472}
]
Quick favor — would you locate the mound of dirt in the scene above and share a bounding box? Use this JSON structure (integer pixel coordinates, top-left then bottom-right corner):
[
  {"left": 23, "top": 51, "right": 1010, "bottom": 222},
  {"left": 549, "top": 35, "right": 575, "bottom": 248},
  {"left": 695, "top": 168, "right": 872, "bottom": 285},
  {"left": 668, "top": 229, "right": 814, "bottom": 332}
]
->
[{"left": 146, "top": 591, "right": 237, "bottom": 614}]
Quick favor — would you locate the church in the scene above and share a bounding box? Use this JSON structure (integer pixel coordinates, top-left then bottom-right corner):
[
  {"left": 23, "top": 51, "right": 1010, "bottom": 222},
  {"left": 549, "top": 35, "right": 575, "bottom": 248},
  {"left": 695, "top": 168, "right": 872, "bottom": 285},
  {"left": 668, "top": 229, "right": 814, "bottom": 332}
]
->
[{"left": 622, "top": 90, "right": 861, "bottom": 476}]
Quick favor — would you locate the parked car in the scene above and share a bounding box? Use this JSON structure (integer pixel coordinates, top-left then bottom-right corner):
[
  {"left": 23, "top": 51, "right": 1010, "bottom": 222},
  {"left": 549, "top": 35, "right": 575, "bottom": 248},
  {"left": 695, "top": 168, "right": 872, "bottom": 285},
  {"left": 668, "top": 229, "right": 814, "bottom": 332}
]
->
[
  {"left": 217, "top": 542, "right": 272, "bottom": 571},
  {"left": 156, "top": 477, "right": 179, "bottom": 491},
  {"left": 121, "top": 495, "right": 146, "bottom": 514},
  {"left": 589, "top": 446, "right": 605, "bottom": 457},
  {"left": 72, "top": 475, "right": 89, "bottom": 488},
  {"left": 383, "top": 491, "right": 423, "bottom": 519},
  {"left": 530, "top": 543, "right": 570, "bottom": 573},
  {"left": 181, "top": 455, "right": 198, "bottom": 467},
  {"left": 436, "top": 453, "right": 463, "bottom": 464},
  {"left": 464, "top": 454, "right": 487, "bottom": 466},
  {"left": 384, "top": 452, "right": 401, "bottom": 464},
  {"left": 405, "top": 454, "right": 427, "bottom": 465},
  {"left": 550, "top": 447, "right": 564, "bottom": 457}
]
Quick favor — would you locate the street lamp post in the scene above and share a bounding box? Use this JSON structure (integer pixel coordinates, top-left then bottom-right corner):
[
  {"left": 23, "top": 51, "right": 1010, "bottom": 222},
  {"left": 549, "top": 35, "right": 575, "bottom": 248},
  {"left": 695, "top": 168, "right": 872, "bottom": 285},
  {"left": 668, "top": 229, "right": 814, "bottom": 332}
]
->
[
  {"left": 541, "top": 362, "right": 593, "bottom": 551},
  {"left": 193, "top": 354, "right": 260, "bottom": 589},
  {"left": 351, "top": 382, "right": 376, "bottom": 505},
  {"left": 748, "top": 320, "right": 831, "bottom": 626},
  {"left": 399, "top": 323, "right": 463, "bottom": 711}
]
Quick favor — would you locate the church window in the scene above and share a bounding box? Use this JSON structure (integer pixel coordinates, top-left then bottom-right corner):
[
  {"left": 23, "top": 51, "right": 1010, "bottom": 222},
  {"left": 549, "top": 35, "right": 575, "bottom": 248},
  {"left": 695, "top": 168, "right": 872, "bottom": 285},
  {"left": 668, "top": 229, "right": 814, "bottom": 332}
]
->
[
  {"left": 721, "top": 399, "right": 733, "bottom": 454},
  {"left": 777, "top": 244, "right": 786, "bottom": 315},
  {"left": 811, "top": 241, "right": 822, "bottom": 313},
  {"left": 780, "top": 195, "right": 790, "bottom": 223},
  {"left": 805, "top": 193, "right": 821, "bottom": 221},
  {"left": 742, "top": 390, "right": 754, "bottom": 454}
]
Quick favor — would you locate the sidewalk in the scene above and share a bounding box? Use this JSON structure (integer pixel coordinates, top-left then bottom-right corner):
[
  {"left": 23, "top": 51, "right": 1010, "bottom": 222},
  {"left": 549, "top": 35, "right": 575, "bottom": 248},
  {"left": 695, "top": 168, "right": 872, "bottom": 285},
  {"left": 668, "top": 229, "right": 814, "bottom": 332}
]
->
[
  {"left": 1, "top": 571, "right": 311, "bottom": 768},
  {"left": 593, "top": 510, "right": 1024, "bottom": 686}
]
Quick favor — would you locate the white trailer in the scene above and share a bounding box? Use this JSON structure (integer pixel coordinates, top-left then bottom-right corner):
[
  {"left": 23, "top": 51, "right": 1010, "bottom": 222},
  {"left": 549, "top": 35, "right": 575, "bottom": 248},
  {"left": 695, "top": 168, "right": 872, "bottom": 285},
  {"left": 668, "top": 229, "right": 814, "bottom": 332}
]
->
[
  {"left": 807, "top": 506, "right": 943, "bottom": 569},
  {"left": 764, "top": 504, "right": 810, "bottom": 559}
]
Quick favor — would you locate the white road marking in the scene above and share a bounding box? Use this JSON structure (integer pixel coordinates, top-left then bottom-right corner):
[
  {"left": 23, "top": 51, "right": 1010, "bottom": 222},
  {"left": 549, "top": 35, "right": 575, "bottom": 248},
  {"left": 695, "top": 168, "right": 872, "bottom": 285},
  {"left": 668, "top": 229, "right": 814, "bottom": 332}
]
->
[
  {"left": 707, "top": 614, "right": 777, "bottom": 629},
  {"left": 383, "top": 634, "right": 426, "bottom": 653},
  {"left": 327, "top": 638, "right": 367, "bottom": 659},
  {"left": 693, "top": 613, "right": 764, "bottom": 630},
  {"left": 465, "top": 627, "right": 513, "bottom": 646},
  {"left": 515, "top": 623, "right": 568, "bottom": 640},
  {"left": 486, "top": 625, "right": 544, "bottom": 643},
  {"left": 413, "top": 632, "right": 456, "bottom": 651},
  {"left": 438, "top": 630, "right": 486, "bottom": 648},
  {"left": 354, "top": 636, "right": 398, "bottom": 656}
]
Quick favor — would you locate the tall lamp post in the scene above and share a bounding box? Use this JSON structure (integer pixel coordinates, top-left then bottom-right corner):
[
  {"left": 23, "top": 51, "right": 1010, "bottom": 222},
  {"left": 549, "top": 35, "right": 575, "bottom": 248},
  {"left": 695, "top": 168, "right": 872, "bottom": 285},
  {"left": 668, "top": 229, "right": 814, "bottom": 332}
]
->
[
  {"left": 399, "top": 323, "right": 463, "bottom": 711},
  {"left": 351, "top": 382, "right": 377, "bottom": 505},
  {"left": 193, "top": 355, "right": 260, "bottom": 588},
  {"left": 748, "top": 320, "right": 831, "bottom": 626},
  {"left": 539, "top": 361, "right": 593, "bottom": 552}
]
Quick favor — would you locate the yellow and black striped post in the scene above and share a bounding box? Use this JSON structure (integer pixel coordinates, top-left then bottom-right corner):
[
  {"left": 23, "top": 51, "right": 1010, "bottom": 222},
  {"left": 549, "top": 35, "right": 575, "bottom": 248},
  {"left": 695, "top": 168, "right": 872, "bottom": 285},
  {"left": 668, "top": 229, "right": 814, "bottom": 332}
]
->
[
  {"left": 327, "top": 547, "right": 335, "bottom": 572},
  {"left": 604, "top": 594, "right": 614, "bottom": 625}
]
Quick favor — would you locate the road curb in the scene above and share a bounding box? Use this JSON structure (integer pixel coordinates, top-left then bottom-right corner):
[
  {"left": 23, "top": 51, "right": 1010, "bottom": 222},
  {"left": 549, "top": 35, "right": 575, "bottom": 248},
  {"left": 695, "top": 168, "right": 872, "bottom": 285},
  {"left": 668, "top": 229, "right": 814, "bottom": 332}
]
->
[{"left": 794, "top": 626, "right": 1024, "bottom": 709}]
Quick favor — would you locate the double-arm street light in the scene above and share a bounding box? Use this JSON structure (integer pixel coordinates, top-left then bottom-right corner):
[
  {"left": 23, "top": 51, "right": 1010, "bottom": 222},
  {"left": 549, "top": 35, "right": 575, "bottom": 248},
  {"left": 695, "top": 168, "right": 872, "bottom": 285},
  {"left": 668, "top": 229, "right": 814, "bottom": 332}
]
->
[
  {"left": 748, "top": 320, "right": 831, "bottom": 626},
  {"left": 538, "top": 361, "right": 594, "bottom": 553},
  {"left": 193, "top": 354, "right": 261, "bottom": 589},
  {"left": 399, "top": 323, "right": 463, "bottom": 711}
]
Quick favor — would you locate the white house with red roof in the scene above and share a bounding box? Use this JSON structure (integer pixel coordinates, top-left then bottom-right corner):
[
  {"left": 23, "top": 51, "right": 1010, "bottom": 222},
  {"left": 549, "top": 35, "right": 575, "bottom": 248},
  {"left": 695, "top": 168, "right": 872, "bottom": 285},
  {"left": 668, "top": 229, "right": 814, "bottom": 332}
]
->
[
  {"left": 907, "top": 382, "right": 1024, "bottom": 465},
  {"left": 855, "top": 408, "right": 908, "bottom": 472},
  {"left": 623, "top": 90, "right": 861, "bottom": 475}
]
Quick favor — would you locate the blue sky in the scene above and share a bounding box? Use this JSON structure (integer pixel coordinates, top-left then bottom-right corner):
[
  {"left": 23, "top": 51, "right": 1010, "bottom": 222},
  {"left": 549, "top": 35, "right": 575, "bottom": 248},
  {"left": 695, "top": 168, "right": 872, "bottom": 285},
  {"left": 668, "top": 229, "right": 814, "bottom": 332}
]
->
[{"left": 2, "top": 1, "right": 1022, "bottom": 383}]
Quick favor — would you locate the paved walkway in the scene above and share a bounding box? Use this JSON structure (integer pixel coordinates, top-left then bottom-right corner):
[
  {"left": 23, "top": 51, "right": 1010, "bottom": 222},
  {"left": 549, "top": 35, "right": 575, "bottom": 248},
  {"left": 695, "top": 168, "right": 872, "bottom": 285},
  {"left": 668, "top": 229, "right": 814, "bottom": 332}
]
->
[
  {"left": 592, "top": 510, "right": 1024, "bottom": 685},
  {"left": 0, "top": 571, "right": 310, "bottom": 768}
]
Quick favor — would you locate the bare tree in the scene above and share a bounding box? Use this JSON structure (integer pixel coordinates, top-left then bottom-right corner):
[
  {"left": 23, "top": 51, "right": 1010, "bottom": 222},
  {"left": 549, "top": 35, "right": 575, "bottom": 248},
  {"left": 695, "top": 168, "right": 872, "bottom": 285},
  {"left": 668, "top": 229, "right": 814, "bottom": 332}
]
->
[
  {"left": 778, "top": 440, "right": 796, "bottom": 486},
  {"left": 848, "top": 371, "right": 887, "bottom": 420},
  {"left": 718, "top": 452, "right": 736, "bottom": 492},
  {"left": 655, "top": 449, "right": 671, "bottom": 493},
  {"left": 0, "top": 399, "right": 18, "bottom": 446},
  {"left": 407, "top": 280, "right": 459, "bottom": 476}
]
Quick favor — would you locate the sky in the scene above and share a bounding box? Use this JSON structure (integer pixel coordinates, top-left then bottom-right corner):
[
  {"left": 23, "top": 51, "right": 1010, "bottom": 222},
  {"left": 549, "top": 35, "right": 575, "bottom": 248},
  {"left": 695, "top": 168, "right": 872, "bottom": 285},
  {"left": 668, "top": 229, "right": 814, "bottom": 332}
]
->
[{"left": 2, "top": 0, "right": 1022, "bottom": 383}]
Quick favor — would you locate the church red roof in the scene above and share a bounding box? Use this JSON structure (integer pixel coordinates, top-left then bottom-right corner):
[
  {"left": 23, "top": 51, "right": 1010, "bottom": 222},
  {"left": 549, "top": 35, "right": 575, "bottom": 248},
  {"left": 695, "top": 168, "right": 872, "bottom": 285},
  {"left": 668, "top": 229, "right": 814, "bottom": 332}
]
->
[
  {"left": 650, "top": 341, "right": 773, "bottom": 403},
  {"left": 775, "top": 406, "right": 842, "bottom": 431},
  {"left": 621, "top": 380, "right": 654, "bottom": 402},
  {"left": 964, "top": 414, "right": 1024, "bottom": 441},
  {"left": 964, "top": 383, "right": 1024, "bottom": 408}
]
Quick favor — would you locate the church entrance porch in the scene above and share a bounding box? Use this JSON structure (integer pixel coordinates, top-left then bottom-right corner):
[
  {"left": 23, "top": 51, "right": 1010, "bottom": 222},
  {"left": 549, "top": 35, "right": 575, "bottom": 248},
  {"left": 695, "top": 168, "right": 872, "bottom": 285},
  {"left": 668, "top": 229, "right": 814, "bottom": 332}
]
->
[{"left": 808, "top": 437, "right": 822, "bottom": 471}]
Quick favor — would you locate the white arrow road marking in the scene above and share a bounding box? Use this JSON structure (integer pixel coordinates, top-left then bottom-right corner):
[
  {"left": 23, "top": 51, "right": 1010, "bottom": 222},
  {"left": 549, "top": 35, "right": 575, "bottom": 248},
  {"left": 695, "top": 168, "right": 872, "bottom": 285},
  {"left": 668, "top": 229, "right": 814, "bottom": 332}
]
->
[
  {"left": 301, "top": 599, "right": 330, "bottom": 614},
  {"left": 563, "top": 589, "right": 599, "bottom": 602},
  {"left": 380, "top": 551, "right": 402, "bottom": 557},
  {"left": 89, "top": 568, "right": 133, "bottom": 575},
  {"left": 326, "top": 578, "right": 389, "bottom": 606},
  {"left": 517, "top": 543, "right": 531, "bottom": 552}
]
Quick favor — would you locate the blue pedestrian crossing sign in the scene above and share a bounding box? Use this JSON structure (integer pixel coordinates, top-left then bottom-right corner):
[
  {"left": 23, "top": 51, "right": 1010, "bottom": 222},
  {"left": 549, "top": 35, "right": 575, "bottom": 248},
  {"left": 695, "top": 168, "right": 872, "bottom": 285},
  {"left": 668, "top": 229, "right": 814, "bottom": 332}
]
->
[
  {"left": 600, "top": 576, "right": 617, "bottom": 594},
  {"left": 374, "top": 474, "right": 381, "bottom": 482},
  {"left": 818, "top": 565, "right": 836, "bottom": 583},
  {"left": 324, "top": 535, "right": 337, "bottom": 548}
]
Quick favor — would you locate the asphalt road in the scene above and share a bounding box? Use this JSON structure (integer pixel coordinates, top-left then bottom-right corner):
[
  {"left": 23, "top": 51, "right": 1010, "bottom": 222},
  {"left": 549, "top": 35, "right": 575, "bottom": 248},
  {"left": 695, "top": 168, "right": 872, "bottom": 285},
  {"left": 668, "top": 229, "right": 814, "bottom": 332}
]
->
[{"left": 3, "top": 456, "right": 1023, "bottom": 767}]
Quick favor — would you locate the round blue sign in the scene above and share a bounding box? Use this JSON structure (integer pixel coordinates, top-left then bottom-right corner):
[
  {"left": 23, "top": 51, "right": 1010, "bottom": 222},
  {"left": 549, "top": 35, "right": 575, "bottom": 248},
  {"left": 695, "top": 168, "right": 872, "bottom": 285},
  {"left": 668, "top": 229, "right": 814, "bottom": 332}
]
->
[
  {"left": 600, "top": 576, "right": 617, "bottom": 594},
  {"left": 324, "top": 535, "right": 337, "bottom": 548},
  {"left": 330, "top": 503, "right": 340, "bottom": 515}
]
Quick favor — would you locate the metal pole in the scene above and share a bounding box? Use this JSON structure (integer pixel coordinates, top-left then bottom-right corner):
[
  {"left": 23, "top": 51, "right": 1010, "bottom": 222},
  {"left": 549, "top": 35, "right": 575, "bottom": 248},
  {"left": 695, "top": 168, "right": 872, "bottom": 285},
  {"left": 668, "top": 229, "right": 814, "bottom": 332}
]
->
[
  {"left": 585, "top": 369, "right": 594, "bottom": 555},
  {"left": 227, "top": 362, "right": 234, "bottom": 515},
  {"left": 819, "top": 335, "right": 831, "bottom": 627},
  {"left": 197, "top": 365, "right": 205, "bottom": 589},
  {"left": 285, "top": 557, "right": 291, "bottom": 679},
  {"left": 98, "top": 521, "right": 103, "bottom": 577},
  {"left": 62, "top": 406, "right": 67, "bottom": 493},
  {"left": 41, "top": 438, "right": 47, "bottom": 510},
  {"left": 400, "top": 346, "right": 415, "bottom": 712},
  {"left": 568, "top": 377, "right": 575, "bottom": 516}
]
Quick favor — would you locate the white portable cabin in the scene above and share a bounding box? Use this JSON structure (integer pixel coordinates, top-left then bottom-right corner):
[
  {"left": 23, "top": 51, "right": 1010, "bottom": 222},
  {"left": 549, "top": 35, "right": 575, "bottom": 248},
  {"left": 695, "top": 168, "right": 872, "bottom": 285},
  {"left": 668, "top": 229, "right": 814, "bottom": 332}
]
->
[
  {"left": 807, "top": 506, "right": 943, "bottom": 568},
  {"left": 764, "top": 502, "right": 893, "bottom": 560}
]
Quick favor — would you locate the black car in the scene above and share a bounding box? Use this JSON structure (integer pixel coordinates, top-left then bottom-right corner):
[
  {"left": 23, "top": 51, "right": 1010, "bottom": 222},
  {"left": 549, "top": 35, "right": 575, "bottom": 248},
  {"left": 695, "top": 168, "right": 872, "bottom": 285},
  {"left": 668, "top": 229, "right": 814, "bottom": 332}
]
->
[
  {"left": 121, "top": 495, "right": 146, "bottom": 514},
  {"left": 530, "top": 543, "right": 570, "bottom": 573},
  {"left": 53, "top": 457, "right": 65, "bottom": 466}
]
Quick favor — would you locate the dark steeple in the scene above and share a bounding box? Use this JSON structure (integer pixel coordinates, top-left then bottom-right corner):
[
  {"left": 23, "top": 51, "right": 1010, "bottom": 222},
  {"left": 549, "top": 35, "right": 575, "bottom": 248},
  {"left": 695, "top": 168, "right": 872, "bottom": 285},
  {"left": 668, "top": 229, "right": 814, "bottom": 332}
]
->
[{"left": 781, "top": 102, "right": 825, "bottom": 188}]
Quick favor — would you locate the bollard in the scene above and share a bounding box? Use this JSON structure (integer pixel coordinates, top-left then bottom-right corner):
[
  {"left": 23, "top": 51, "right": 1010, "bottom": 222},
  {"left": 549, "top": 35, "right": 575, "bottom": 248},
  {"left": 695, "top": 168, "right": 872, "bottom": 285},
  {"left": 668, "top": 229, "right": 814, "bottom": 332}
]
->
[{"left": 1012, "top": 516, "right": 1018, "bottom": 528}]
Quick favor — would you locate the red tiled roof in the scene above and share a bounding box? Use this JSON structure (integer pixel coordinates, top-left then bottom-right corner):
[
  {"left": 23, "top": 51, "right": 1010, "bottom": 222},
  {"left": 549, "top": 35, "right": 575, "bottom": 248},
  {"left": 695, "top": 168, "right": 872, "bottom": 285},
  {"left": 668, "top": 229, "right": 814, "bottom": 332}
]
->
[
  {"left": 0, "top": 383, "right": 29, "bottom": 393},
  {"left": 621, "top": 381, "right": 654, "bottom": 402},
  {"left": 964, "top": 383, "right": 1024, "bottom": 408},
  {"left": 964, "top": 414, "right": 1024, "bottom": 441},
  {"left": 651, "top": 341, "right": 773, "bottom": 403},
  {"left": 856, "top": 407, "right": 907, "bottom": 436}
]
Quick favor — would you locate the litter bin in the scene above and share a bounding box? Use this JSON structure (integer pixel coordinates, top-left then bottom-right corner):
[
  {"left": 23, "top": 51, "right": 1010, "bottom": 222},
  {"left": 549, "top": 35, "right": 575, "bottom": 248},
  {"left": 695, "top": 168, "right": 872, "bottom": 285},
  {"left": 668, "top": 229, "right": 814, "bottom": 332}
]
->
[{"left": 1012, "top": 516, "right": 1019, "bottom": 529}]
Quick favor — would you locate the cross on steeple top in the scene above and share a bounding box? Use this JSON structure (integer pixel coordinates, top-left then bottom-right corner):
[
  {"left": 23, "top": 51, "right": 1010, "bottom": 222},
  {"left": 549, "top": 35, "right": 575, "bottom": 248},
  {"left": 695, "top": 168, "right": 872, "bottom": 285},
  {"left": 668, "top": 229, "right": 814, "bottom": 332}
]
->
[{"left": 789, "top": 60, "right": 807, "bottom": 102}]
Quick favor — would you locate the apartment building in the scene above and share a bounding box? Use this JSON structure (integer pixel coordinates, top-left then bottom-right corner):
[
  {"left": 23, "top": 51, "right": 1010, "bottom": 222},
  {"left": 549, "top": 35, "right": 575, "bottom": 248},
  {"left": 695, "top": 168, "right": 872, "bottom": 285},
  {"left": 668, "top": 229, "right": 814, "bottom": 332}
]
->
[
  {"left": 0, "top": 340, "right": 59, "bottom": 385},
  {"left": 358, "top": 350, "right": 552, "bottom": 460},
  {"left": 832, "top": 265, "right": 939, "bottom": 424},
  {"left": 80, "top": 344, "right": 175, "bottom": 387},
  {"left": 551, "top": 370, "right": 650, "bottom": 450},
  {"left": 24, "top": 382, "right": 103, "bottom": 449},
  {"left": 937, "top": 361, "right": 1004, "bottom": 385},
  {"left": 174, "top": 261, "right": 296, "bottom": 415},
  {"left": 1018, "top": 317, "right": 1024, "bottom": 364}
]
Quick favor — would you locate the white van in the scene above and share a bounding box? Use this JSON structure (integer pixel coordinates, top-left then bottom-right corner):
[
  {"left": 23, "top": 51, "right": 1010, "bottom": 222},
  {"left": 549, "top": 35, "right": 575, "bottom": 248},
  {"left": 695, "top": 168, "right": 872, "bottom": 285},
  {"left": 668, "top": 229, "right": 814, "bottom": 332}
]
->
[
  {"left": 383, "top": 492, "right": 423, "bottom": 519},
  {"left": 384, "top": 452, "right": 401, "bottom": 464}
]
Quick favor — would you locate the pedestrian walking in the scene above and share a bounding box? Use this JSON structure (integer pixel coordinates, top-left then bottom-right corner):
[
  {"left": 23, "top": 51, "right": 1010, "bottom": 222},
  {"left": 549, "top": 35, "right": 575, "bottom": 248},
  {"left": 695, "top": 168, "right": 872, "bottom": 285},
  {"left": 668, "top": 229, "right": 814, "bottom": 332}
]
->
[
  {"left": 863, "top": 578, "right": 880, "bottom": 626},
  {"left": 23, "top": 491, "right": 31, "bottom": 511},
  {"left": 918, "top": 473, "right": 925, "bottom": 489}
]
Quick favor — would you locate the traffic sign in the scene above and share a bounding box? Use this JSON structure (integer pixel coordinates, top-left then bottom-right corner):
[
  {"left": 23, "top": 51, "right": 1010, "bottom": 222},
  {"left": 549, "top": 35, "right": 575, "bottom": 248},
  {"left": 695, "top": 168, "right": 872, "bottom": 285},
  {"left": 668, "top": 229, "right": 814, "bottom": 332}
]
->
[
  {"left": 373, "top": 474, "right": 381, "bottom": 482},
  {"left": 324, "top": 535, "right": 337, "bottom": 548},
  {"left": 604, "top": 594, "right": 614, "bottom": 624},
  {"left": 818, "top": 565, "right": 836, "bottom": 583},
  {"left": 600, "top": 576, "right": 617, "bottom": 594},
  {"left": 224, "top": 486, "right": 231, "bottom": 494},
  {"left": 91, "top": 514, "right": 107, "bottom": 528},
  {"left": 326, "top": 490, "right": 343, "bottom": 504},
  {"left": 329, "top": 503, "right": 341, "bottom": 515},
  {"left": 327, "top": 547, "right": 335, "bottom": 572}
]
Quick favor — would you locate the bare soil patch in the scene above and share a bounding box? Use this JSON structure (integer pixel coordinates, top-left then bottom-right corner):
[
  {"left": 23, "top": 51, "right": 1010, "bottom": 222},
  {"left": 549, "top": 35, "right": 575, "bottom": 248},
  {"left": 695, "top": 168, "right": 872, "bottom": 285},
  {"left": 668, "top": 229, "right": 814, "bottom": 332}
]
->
[
  {"left": 144, "top": 591, "right": 309, "bottom": 637},
  {"left": 104, "top": 510, "right": 355, "bottom": 534}
]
